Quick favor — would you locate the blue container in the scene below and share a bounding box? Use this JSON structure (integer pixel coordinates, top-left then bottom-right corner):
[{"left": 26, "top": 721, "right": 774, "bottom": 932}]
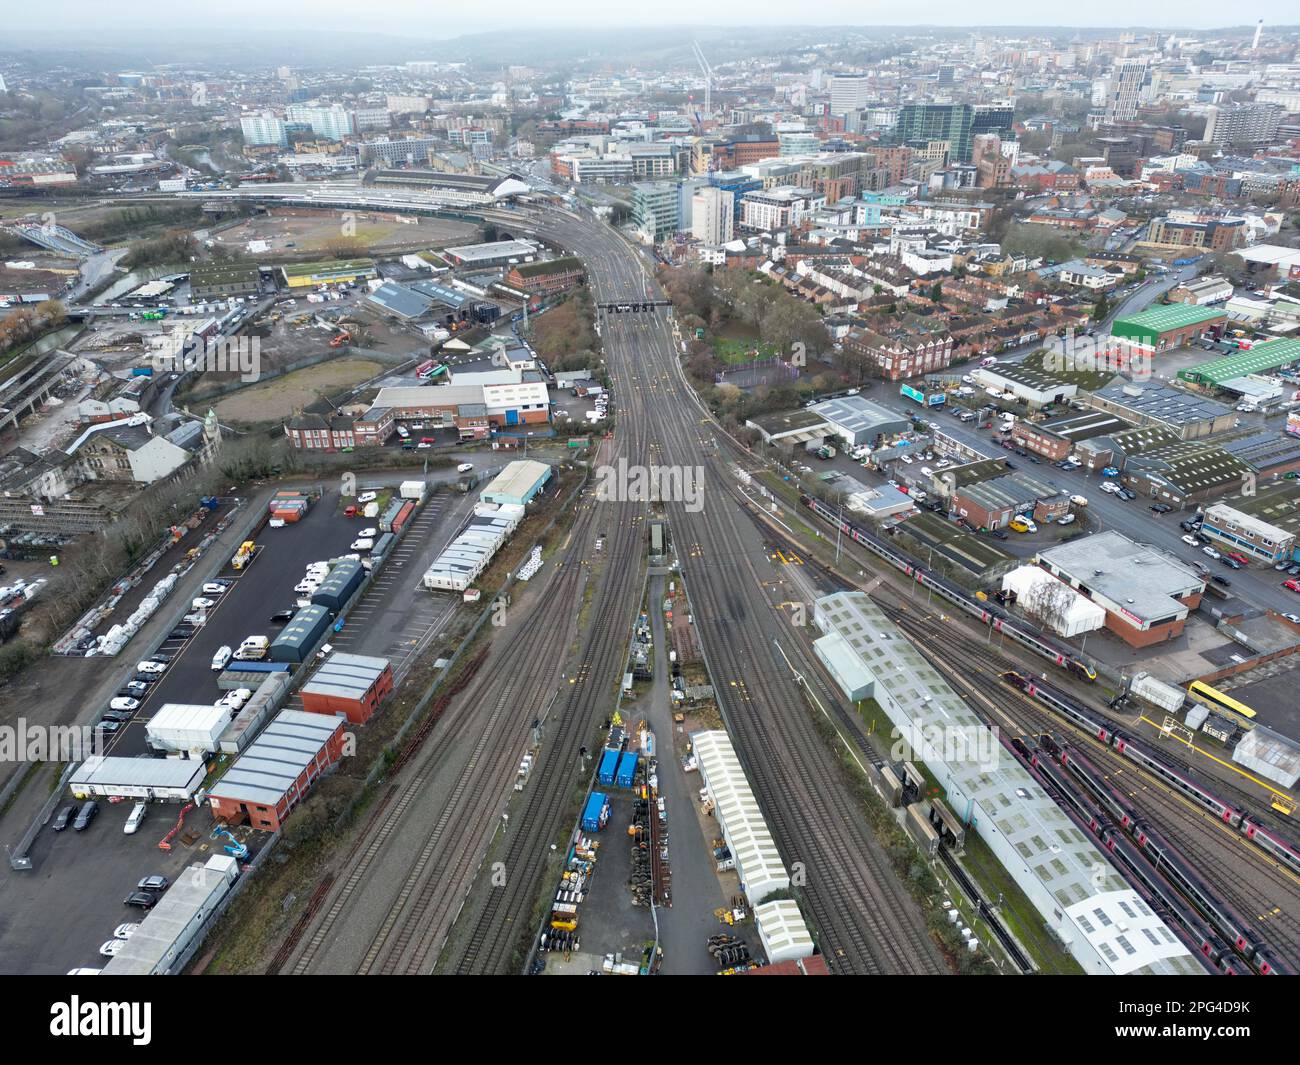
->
[
  {"left": 597, "top": 748, "right": 619, "bottom": 787},
  {"left": 615, "top": 751, "right": 638, "bottom": 789},
  {"left": 581, "top": 792, "right": 610, "bottom": 833}
]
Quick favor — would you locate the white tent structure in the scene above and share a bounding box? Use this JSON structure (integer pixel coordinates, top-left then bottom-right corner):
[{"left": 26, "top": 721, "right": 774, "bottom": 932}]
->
[{"left": 1001, "top": 566, "right": 1104, "bottom": 638}]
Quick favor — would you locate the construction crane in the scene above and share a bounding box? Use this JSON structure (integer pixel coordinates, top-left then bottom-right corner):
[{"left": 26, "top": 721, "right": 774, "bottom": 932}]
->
[{"left": 692, "top": 41, "right": 713, "bottom": 125}]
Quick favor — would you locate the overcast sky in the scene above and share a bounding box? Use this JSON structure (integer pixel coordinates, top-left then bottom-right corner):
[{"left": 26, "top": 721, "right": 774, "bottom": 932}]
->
[{"left": 4, "top": 2, "right": 1295, "bottom": 37}]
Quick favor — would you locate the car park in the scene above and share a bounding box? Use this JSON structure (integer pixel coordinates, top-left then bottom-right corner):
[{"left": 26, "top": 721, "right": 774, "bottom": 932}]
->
[
  {"left": 109, "top": 697, "right": 140, "bottom": 712},
  {"left": 52, "top": 805, "right": 75, "bottom": 832}
]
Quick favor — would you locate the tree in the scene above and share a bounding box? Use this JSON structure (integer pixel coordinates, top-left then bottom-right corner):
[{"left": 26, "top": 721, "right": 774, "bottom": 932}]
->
[
  {"left": 929, "top": 281, "right": 944, "bottom": 303},
  {"left": 1092, "top": 293, "right": 1110, "bottom": 322}
]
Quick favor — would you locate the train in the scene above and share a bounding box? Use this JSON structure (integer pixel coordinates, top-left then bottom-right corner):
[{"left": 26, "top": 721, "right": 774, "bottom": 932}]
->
[
  {"left": 798, "top": 493, "right": 1097, "bottom": 683},
  {"left": 1008, "top": 735, "right": 1231, "bottom": 974},
  {"left": 1036, "top": 734, "right": 1287, "bottom": 976},
  {"left": 1000, "top": 669, "right": 1300, "bottom": 884}
]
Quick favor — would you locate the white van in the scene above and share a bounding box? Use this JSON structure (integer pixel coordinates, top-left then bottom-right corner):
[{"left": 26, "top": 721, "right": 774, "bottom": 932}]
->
[
  {"left": 123, "top": 802, "right": 147, "bottom": 835},
  {"left": 235, "top": 636, "right": 269, "bottom": 661},
  {"left": 211, "top": 645, "right": 233, "bottom": 671}
]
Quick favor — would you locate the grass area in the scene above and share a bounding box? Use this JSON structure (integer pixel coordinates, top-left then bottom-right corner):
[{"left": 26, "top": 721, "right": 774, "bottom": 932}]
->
[
  {"left": 212, "top": 358, "right": 383, "bottom": 424},
  {"left": 712, "top": 335, "right": 780, "bottom": 365},
  {"left": 960, "top": 832, "right": 1085, "bottom": 975}
]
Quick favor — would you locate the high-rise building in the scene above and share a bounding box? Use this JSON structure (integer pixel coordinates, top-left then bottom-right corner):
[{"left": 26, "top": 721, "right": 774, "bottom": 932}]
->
[
  {"left": 1103, "top": 58, "right": 1148, "bottom": 123},
  {"left": 0, "top": 73, "right": 8, "bottom": 94},
  {"left": 1204, "top": 103, "right": 1283, "bottom": 148},
  {"left": 896, "top": 104, "right": 975, "bottom": 162},
  {"left": 632, "top": 182, "right": 681, "bottom": 244},
  {"left": 240, "top": 112, "right": 287, "bottom": 148},
  {"left": 828, "top": 74, "right": 871, "bottom": 116},
  {"left": 286, "top": 104, "right": 355, "bottom": 142},
  {"left": 691, "top": 187, "right": 734, "bottom": 245}
]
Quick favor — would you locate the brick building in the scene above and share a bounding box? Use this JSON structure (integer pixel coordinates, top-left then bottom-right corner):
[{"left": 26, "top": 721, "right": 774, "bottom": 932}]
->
[
  {"left": 505, "top": 256, "right": 585, "bottom": 296},
  {"left": 841, "top": 327, "right": 953, "bottom": 381}
]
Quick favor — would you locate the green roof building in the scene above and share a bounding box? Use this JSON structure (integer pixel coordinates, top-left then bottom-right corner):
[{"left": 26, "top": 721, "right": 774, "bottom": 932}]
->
[
  {"left": 1177, "top": 337, "right": 1300, "bottom": 387},
  {"left": 1109, "top": 304, "right": 1227, "bottom": 353}
]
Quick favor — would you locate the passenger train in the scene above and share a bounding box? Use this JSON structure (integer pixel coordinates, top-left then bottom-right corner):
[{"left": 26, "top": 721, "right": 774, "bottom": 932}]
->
[
  {"left": 999, "top": 669, "right": 1300, "bottom": 885},
  {"left": 1009, "top": 735, "right": 1236, "bottom": 974},
  {"left": 798, "top": 493, "right": 1097, "bottom": 682}
]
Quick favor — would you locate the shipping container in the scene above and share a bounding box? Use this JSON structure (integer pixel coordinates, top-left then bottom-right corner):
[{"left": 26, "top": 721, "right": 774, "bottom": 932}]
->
[
  {"left": 597, "top": 748, "right": 619, "bottom": 786},
  {"left": 615, "top": 750, "right": 638, "bottom": 789},
  {"left": 371, "top": 532, "right": 395, "bottom": 560},
  {"left": 581, "top": 792, "right": 610, "bottom": 833}
]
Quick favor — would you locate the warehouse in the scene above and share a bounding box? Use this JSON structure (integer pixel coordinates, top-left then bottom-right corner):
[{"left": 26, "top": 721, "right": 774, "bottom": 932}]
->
[
  {"left": 68, "top": 755, "right": 206, "bottom": 801},
  {"left": 280, "top": 258, "right": 377, "bottom": 289},
  {"left": 746, "top": 408, "right": 832, "bottom": 449},
  {"left": 1178, "top": 337, "right": 1300, "bottom": 388},
  {"left": 1010, "top": 409, "right": 1130, "bottom": 460},
  {"left": 1200, "top": 502, "right": 1296, "bottom": 564},
  {"left": 146, "top": 703, "right": 233, "bottom": 756},
  {"left": 811, "top": 591, "right": 1201, "bottom": 975},
  {"left": 310, "top": 558, "right": 365, "bottom": 613},
  {"left": 207, "top": 709, "right": 348, "bottom": 831},
  {"left": 810, "top": 395, "right": 909, "bottom": 448},
  {"left": 365, "top": 280, "right": 434, "bottom": 319},
  {"left": 1000, "top": 566, "right": 1105, "bottom": 637},
  {"left": 1108, "top": 303, "right": 1227, "bottom": 361},
  {"left": 951, "top": 472, "right": 1066, "bottom": 530},
  {"left": 101, "top": 855, "right": 240, "bottom": 975},
  {"left": 692, "top": 729, "right": 791, "bottom": 908},
  {"left": 1036, "top": 531, "right": 1205, "bottom": 647},
  {"left": 753, "top": 899, "right": 815, "bottom": 965},
  {"left": 442, "top": 238, "right": 540, "bottom": 268},
  {"left": 480, "top": 459, "right": 551, "bottom": 506},
  {"left": 971, "top": 365, "right": 1077, "bottom": 408},
  {"left": 188, "top": 263, "right": 261, "bottom": 300},
  {"left": 300, "top": 652, "right": 393, "bottom": 724},
  {"left": 270, "top": 604, "right": 333, "bottom": 664},
  {"left": 1124, "top": 445, "right": 1252, "bottom": 509},
  {"left": 1086, "top": 380, "right": 1235, "bottom": 440}
]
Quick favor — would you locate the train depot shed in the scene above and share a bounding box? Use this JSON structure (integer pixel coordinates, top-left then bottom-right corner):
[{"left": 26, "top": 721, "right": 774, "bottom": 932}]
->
[
  {"left": 812, "top": 591, "right": 1202, "bottom": 976},
  {"left": 691, "top": 729, "right": 790, "bottom": 908}
]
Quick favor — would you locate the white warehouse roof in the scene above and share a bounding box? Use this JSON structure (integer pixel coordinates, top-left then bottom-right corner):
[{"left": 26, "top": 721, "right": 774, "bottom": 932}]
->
[
  {"left": 754, "top": 899, "right": 815, "bottom": 964},
  {"left": 691, "top": 730, "right": 789, "bottom": 907}
]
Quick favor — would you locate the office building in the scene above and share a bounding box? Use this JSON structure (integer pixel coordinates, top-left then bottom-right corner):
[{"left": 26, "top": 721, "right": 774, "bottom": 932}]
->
[
  {"left": 633, "top": 182, "right": 681, "bottom": 243},
  {"left": 896, "top": 104, "right": 974, "bottom": 162},
  {"left": 828, "top": 74, "right": 872, "bottom": 116}
]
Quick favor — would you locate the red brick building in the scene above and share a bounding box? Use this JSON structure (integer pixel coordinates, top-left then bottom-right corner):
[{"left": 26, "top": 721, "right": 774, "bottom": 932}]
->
[
  {"left": 505, "top": 256, "right": 585, "bottom": 296},
  {"left": 300, "top": 652, "right": 394, "bottom": 725},
  {"left": 207, "top": 710, "right": 347, "bottom": 832},
  {"left": 841, "top": 327, "right": 953, "bottom": 381}
]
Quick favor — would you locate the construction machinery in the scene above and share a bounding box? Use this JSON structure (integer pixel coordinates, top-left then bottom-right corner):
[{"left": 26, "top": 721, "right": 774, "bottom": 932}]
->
[{"left": 211, "top": 824, "right": 250, "bottom": 860}]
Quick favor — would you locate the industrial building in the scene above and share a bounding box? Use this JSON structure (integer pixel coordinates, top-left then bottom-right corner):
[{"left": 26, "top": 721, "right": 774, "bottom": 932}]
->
[
  {"left": 441, "top": 239, "right": 540, "bottom": 268},
  {"left": 692, "top": 730, "right": 795, "bottom": 908},
  {"left": 270, "top": 604, "right": 333, "bottom": 664},
  {"left": 1108, "top": 304, "right": 1227, "bottom": 361},
  {"left": 300, "top": 652, "right": 394, "bottom": 724},
  {"left": 1036, "top": 531, "right": 1205, "bottom": 647},
  {"left": 812, "top": 591, "right": 1201, "bottom": 975},
  {"left": 101, "top": 855, "right": 240, "bottom": 975},
  {"left": 1177, "top": 337, "right": 1300, "bottom": 388},
  {"left": 951, "top": 472, "right": 1067, "bottom": 530},
  {"left": 810, "top": 395, "right": 910, "bottom": 448},
  {"left": 422, "top": 501, "right": 524, "bottom": 592},
  {"left": 480, "top": 459, "right": 551, "bottom": 506},
  {"left": 68, "top": 755, "right": 206, "bottom": 801},
  {"left": 971, "top": 365, "right": 1077, "bottom": 408},
  {"left": 1009, "top": 409, "right": 1131, "bottom": 461},
  {"left": 1086, "top": 380, "right": 1236, "bottom": 441},
  {"left": 207, "top": 709, "right": 348, "bottom": 831},
  {"left": 188, "top": 263, "right": 262, "bottom": 300},
  {"left": 310, "top": 558, "right": 365, "bottom": 613},
  {"left": 280, "top": 258, "right": 377, "bottom": 289}
]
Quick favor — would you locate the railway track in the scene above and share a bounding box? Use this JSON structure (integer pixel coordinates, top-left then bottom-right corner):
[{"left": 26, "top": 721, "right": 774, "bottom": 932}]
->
[{"left": 279, "top": 495, "right": 599, "bottom": 974}]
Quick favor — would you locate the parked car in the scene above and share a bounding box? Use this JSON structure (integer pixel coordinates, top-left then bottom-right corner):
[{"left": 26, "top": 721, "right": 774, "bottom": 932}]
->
[
  {"left": 1285, "top": 579, "right": 1300, "bottom": 594},
  {"left": 113, "top": 923, "right": 140, "bottom": 940},
  {"left": 137, "top": 875, "right": 169, "bottom": 892},
  {"left": 1282, "top": 614, "right": 1300, "bottom": 625},
  {"left": 123, "top": 802, "right": 148, "bottom": 835},
  {"left": 101, "top": 710, "right": 133, "bottom": 724},
  {"left": 201, "top": 582, "right": 228, "bottom": 596},
  {"left": 1181, "top": 535, "right": 1199, "bottom": 547},
  {"left": 1070, "top": 494, "right": 1088, "bottom": 507},
  {"left": 136, "top": 660, "right": 166, "bottom": 675},
  {"left": 211, "top": 646, "right": 233, "bottom": 672},
  {"left": 98, "top": 939, "right": 125, "bottom": 958},
  {"left": 191, "top": 597, "right": 216, "bottom": 610},
  {"left": 270, "top": 608, "right": 296, "bottom": 623},
  {"left": 123, "top": 892, "right": 158, "bottom": 910},
  {"left": 1221, "top": 557, "right": 1242, "bottom": 570},
  {"left": 1150, "top": 503, "right": 1172, "bottom": 513},
  {"left": 1057, "top": 514, "right": 1076, "bottom": 526},
  {"left": 72, "top": 801, "right": 99, "bottom": 831},
  {"left": 457, "top": 463, "right": 474, "bottom": 473},
  {"left": 989, "top": 529, "right": 1008, "bottom": 539},
  {"left": 168, "top": 626, "right": 195, "bottom": 640},
  {"left": 357, "top": 527, "right": 378, "bottom": 539},
  {"left": 1203, "top": 546, "right": 1222, "bottom": 559},
  {"left": 95, "top": 720, "right": 122, "bottom": 736},
  {"left": 52, "top": 805, "right": 76, "bottom": 832},
  {"left": 109, "top": 697, "right": 140, "bottom": 712},
  {"left": 1211, "top": 574, "right": 1232, "bottom": 587}
]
